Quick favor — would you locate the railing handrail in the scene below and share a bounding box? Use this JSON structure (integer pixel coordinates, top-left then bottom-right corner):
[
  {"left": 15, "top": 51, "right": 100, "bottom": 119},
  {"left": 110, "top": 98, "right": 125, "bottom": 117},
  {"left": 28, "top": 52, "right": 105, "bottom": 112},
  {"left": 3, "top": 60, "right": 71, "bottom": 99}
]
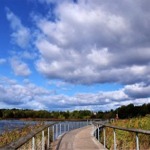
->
[
  {"left": 0, "top": 120, "right": 89, "bottom": 150},
  {"left": 0, "top": 122, "right": 57, "bottom": 150},
  {"left": 93, "top": 122, "right": 150, "bottom": 135}
]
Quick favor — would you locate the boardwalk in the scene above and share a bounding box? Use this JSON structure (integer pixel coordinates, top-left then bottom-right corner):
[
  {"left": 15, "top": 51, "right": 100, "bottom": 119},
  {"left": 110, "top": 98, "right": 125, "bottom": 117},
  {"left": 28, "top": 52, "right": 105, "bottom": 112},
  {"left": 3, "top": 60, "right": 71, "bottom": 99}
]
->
[{"left": 53, "top": 125, "right": 107, "bottom": 150}]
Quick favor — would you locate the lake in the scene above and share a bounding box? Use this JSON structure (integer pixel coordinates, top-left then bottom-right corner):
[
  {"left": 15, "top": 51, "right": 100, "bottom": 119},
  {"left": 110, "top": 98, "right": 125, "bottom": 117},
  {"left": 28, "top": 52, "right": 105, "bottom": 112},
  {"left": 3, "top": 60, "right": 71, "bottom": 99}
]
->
[{"left": 0, "top": 120, "right": 42, "bottom": 134}]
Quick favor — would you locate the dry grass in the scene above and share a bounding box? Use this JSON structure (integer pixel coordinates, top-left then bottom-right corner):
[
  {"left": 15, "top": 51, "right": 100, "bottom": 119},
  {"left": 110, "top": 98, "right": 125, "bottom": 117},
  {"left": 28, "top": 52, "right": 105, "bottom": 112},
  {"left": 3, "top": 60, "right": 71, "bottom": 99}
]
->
[
  {"left": 0, "top": 122, "right": 44, "bottom": 147},
  {"left": 100, "top": 115, "right": 150, "bottom": 150}
]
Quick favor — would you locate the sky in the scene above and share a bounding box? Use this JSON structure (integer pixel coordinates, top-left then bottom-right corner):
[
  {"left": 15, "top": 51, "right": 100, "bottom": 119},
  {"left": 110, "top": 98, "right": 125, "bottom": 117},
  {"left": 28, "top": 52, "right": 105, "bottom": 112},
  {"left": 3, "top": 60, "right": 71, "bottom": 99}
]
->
[{"left": 0, "top": 0, "right": 150, "bottom": 111}]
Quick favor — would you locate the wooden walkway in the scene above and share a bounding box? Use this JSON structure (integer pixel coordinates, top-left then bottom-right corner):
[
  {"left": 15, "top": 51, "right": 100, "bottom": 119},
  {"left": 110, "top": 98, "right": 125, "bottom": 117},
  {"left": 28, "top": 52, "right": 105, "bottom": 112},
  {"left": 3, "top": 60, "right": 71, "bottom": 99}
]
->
[{"left": 52, "top": 125, "right": 107, "bottom": 150}]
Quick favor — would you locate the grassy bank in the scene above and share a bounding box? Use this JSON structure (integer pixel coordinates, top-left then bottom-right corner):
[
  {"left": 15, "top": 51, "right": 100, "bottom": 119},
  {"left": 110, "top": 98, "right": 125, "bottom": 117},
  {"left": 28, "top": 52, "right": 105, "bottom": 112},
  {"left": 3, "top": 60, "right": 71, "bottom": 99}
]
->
[
  {"left": 101, "top": 115, "right": 150, "bottom": 150},
  {"left": 0, "top": 122, "right": 44, "bottom": 147}
]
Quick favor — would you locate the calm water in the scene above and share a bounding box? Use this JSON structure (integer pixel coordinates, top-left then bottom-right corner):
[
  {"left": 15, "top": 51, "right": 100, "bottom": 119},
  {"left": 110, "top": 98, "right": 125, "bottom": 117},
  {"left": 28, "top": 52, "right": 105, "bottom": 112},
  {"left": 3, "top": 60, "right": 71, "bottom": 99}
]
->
[{"left": 0, "top": 120, "right": 40, "bottom": 134}]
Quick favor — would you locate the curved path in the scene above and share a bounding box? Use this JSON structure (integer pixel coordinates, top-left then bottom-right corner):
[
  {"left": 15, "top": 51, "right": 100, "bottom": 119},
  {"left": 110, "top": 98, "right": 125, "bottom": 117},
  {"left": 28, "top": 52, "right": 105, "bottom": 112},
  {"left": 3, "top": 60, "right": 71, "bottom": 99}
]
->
[{"left": 56, "top": 125, "right": 107, "bottom": 150}]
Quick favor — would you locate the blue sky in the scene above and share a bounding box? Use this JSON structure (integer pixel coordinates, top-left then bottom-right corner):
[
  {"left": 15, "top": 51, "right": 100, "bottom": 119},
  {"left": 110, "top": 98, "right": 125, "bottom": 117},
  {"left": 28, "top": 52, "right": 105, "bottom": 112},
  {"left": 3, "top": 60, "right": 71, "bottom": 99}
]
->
[{"left": 0, "top": 0, "right": 150, "bottom": 111}]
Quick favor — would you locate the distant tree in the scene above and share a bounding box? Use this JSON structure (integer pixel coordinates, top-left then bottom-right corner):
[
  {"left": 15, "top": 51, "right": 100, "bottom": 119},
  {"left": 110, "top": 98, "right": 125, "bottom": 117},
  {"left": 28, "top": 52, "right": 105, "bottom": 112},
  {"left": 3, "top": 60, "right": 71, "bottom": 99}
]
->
[
  {"left": 0, "top": 103, "right": 150, "bottom": 119},
  {"left": 140, "top": 104, "right": 149, "bottom": 116},
  {"left": 96, "top": 111, "right": 104, "bottom": 119},
  {"left": 2, "top": 110, "right": 14, "bottom": 118},
  {"left": 0, "top": 109, "right": 2, "bottom": 118},
  {"left": 62, "top": 111, "right": 70, "bottom": 119}
]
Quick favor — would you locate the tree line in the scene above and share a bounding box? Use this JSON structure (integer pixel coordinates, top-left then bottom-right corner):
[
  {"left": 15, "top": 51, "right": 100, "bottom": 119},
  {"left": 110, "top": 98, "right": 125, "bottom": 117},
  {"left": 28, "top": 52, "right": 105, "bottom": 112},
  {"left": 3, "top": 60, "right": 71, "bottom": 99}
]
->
[{"left": 0, "top": 103, "right": 150, "bottom": 120}]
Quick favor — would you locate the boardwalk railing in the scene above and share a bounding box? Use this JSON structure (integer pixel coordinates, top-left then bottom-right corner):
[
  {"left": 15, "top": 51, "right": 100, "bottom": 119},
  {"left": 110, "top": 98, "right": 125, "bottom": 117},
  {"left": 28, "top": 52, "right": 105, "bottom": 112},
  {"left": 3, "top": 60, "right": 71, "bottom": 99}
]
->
[
  {"left": 93, "top": 122, "right": 150, "bottom": 150},
  {"left": 0, "top": 121, "right": 89, "bottom": 150}
]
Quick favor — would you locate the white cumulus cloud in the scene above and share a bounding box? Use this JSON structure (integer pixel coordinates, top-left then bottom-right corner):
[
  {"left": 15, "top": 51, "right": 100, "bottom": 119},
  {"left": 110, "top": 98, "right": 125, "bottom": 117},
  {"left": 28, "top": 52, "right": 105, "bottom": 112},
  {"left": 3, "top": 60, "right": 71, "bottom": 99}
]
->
[
  {"left": 6, "top": 8, "right": 30, "bottom": 48},
  {"left": 33, "top": 0, "right": 150, "bottom": 85},
  {"left": 0, "top": 77, "right": 150, "bottom": 111},
  {"left": 10, "top": 57, "right": 31, "bottom": 76}
]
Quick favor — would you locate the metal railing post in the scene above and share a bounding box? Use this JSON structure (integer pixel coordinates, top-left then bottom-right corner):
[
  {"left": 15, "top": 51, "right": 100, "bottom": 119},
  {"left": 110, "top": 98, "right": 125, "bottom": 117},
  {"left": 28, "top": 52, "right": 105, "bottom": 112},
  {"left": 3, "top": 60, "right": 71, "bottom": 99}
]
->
[
  {"left": 62, "top": 123, "right": 64, "bottom": 133},
  {"left": 70, "top": 122, "right": 71, "bottom": 130},
  {"left": 103, "top": 128, "right": 106, "bottom": 148},
  {"left": 64, "top": 122, "right": 66, "bottom": 133},
  {"left": 60, "top": 123, "right": 61, "bottom": 135},
  {"left": 71, "top": 122, "right": 72, "bottom": 130},
  {"left": 73, "top": 122, "right": 74, "bottom": 129},
  {"left": 98, "top": 125, "right": 100, "bottom": 142},
  {"left": 32, "top": 136, "right": 35, "bottom": 150},
  {"left": 53, "top": 125, "right": 55, "bottom": 141},
  {"left": 68, "top": 123, "right": 69, "bottom": 131},
  {"left": 56, "top": 124, "right": 58, "bottom": 139},
  {"left": 47, "top": 127, "right": 50, "bottom": 149},
  {"left": 136, "top": 133, "right": 139, "bottom": 150},
  {"left": 93, "top": 125, "right": 95, "bottom": 137},
  {"left": 94, "top": 125, "right": 96, "bottom": 137},
  {"left": 113, "top": 129, "right": 116, "bottom": 150},
  {"left": 97, "top": 126, "right": 98, "bottom": 139},
  {"left": 42, "top": 130, "right": 45, "bottom": 150}
]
